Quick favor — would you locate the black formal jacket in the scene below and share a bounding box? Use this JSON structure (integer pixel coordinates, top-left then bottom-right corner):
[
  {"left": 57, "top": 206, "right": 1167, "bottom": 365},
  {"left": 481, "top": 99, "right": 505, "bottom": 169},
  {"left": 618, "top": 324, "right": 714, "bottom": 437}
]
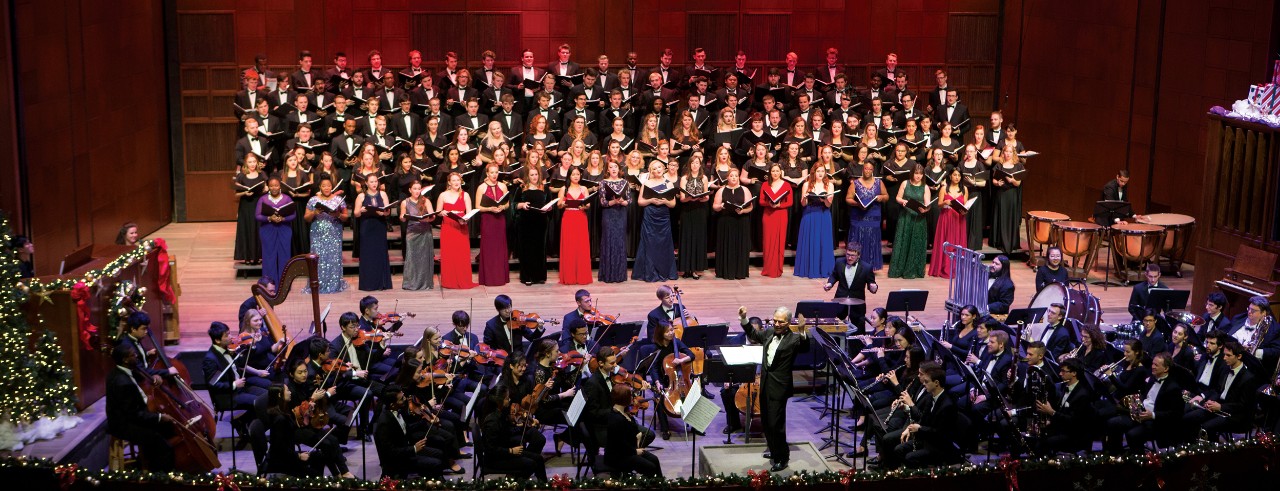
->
[
  {"left": 646, "top": 304, "right": 688, "bottom": 335},
  {"left": 976, "top": 349, "right": 1015, "bottom": 393},
  {"left": 1048, "top": 380, "right": 1097, "bottom": 442},
  {"left": 1127, "top": 280, "right": 1168, "bottom": 320},
  {"left": 580, "top": 369, "right": 613, "bottom": 441},
  {"left": 827, "top": 260, "right": 876, "bottom": 300},
  {"left": 908, "top": 390, "right": 958, "bottom": 451},
  {"left": 987, "top": 276, "right": 1015, "bottom": 315},
  {"left": 1041, "top": 322, "right": 1078, "bottom": 360},
  {"left": 373, "top": 407, "right": 421, "bottom": 476},
  {"left": 201, "top": 346, "right": 242, "bottom": 409},
  {"left": 1191, "top": 352, "right": 1228, "bottom": 395},
  {"left": 1198, "top": 313, "right": 1233, "bottom": 342},
  {"left": 1204, "top": 364, "right": 1260, "bottom": 427},
  {"left": 744, "top": 320, "right": 810, "bottom": 399},
  {"left": 482, "top": 315, "right": 545, "bottom": 357},
  {"left": 105, "top": 366, "right": 164, "bottom": 439},
  {"left": 1146, "top": 376, "right": 1185, "bottom": 444}
]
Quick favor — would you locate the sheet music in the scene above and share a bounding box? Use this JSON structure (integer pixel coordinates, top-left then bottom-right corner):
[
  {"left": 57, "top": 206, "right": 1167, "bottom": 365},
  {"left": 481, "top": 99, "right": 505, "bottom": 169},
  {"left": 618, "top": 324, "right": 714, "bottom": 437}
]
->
[
  {"left": 720, "top": 345, "right": 763, "bottom": 365},
  {"left": 681, "top": 380, "right": 719, "bottom": 434},
  {"left": 463, "top": 380, "right": 483, "bottom": 420},
  {"left": 566, "top": 390, "right": 587, "bottom": 427}
]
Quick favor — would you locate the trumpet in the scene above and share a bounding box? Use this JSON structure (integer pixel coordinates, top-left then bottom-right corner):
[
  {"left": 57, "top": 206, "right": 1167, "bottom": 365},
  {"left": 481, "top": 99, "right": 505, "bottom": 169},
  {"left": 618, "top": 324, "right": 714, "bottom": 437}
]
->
[
  {"left": 1059, "top": 342, "right": 1084, "bottom": 362},
  {"left": 1181, "top": 390, "right": 1231, "bottom": 419}
]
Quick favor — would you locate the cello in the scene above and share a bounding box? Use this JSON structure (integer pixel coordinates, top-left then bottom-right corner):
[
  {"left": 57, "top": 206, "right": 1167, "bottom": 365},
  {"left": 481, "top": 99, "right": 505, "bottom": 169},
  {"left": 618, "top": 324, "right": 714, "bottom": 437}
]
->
[{"left": 137, "top": 326, "right": 221, "bottom": 472}]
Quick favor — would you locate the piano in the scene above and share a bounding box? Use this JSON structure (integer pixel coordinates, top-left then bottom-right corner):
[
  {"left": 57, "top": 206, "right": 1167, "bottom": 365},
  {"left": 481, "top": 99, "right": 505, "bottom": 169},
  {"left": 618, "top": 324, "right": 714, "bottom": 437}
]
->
[{"left": 1215, "top": 244, "right": 1279, "bottom": 316}]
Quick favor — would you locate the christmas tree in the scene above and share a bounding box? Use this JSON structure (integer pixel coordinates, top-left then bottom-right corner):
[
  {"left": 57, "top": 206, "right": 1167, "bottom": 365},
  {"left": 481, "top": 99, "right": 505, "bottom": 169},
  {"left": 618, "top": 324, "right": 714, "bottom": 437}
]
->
[{"left": 0, "top": 212, "right": 79, "bottom": 450}]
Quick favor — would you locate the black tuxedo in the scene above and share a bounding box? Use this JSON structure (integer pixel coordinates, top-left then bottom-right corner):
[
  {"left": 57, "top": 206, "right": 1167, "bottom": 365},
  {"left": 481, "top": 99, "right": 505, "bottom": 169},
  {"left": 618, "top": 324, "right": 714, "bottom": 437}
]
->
[
  {"left": 548, "top": 61, "right": 582, "bottom": 89},
  {"left": 975, "top": 350, "right": 1015, "bottom": 393},
  {"left": 453, "top": 112, "right": 490, "bottom": 134},
  {"left": 1192, "top": 352, "right": 1228, "bottom": 394},
  {"left": 580, "top": 370, "right": 614, "bottom": 446},
  {"left": 266, "top": 89, "right": 298, "bottom": 113},
  {"left": 597, "top": 106, "right": 634, "bottom": 136},
  {"left": 493, "top": 111, "right": 524, "bottom": 138},
  {"left": 284, "top": 110, "right": 321, "bottom": 135},
  {"left": 898, "top": 391, "right": 959, "bottom": 467},
  {"left": 235, "top": 134, "right": 272, "bottom": 166},
  {"left": 646, "top": 304, "right": 687, "bottom": 335},
  {"left": 375, "top": 87, "right": 408, "bottom": 111},
  {"left": 330, "top": 132, "right": 365, "bottom": 163},
  {"left": 235, "top": 89, "right": 267, "bottom": 114},
  {"left": 892, "top": 107, "right": 924, "bottom": 129},
  {"left": 1039, "top": 322, "right": 1078, "bottom": 360},
  {"left": 373, "top": 407, "right": 443, "bottom": 477},
  {"left": 987, "top": 276, "right": 1015, "bottom": 315},
  {"left": 1041, "top": 380, "right": 1098, "bottom": 453},
  {"left": 389, "top": 110, "right": 423, "bottom": 143},
  {"left": 935, "top": 102, "right": 971, "bottom": 136},
  {"left": 507, "top": 65, "right": 549, "bottom": 99},
  {"left": 106, "top": 366, "right": 174, "bottom": 471},
  {"left": 1199, "top": 313, "right": 1232, "bottom": 341},
  {"left": 291, "top": 69, "right": 321, "bottom": 92},
  {"left": 200, "top": 346, "right": 263, "bottom": 412},
  {"left": 441, "top": 329, "right": 480, "bottom": 349},
  {"left": 745, "top": 319, "right": 810, "bottom": 464},
  {"left": 827, "top": 260, "right": 876, "bottom": 327},
  {"left": 482, "top": 315, "right": 545, "bottom": 357},
  {"left": 927, "top": 86, "right": 950, "bottom": 113},
  {"left": 1187, "top": 364, "right": 1259, "bottom": 432}
]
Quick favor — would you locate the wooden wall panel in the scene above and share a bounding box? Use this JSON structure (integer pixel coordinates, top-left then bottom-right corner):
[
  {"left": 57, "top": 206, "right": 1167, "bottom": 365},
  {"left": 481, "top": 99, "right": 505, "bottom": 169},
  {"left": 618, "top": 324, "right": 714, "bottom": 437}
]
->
[
  {"left": 12, "top": 0, "right": 172, "bottom": 275},
  {"left": 0, "top": 4, "right": 22, "bottom": 232}
]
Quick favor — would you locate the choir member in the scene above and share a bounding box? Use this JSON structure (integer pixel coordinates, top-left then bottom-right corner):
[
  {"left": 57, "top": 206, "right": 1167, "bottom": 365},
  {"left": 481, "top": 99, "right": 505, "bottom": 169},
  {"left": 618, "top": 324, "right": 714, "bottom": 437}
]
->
[
  {"left": 678, "top": 151, "right": 711, "bottom": 279},
  {"left": 928, "top": 167, "right": 968, "bottom": 278},
  {"left": 794, "top": 161, "right": 835, "bottom": 278},
  {"left": 305, "top": 177, "right": 350, "bottom": 293},
  {"left": 888, "top": 163, "right": 930, "bottom": 279},
  {"left": 400, "top": 180, "right": 436, "bottom": 291},
  {"left": 436, "top": 172, "right": 478, "bottom": 289},
  {"left": 847, "top": 161, "right": 888, "bottom": 270},
  {"left": 558, "top": 166, "right": 593, "bottom": 285},
  {"left": 354, "top": 173, "right": 393, "bottom": 291},
  {"left": 233, "top": 155, "right": 267, "bottom": 265},
  {"left": 256, "top": 177, "right": 296, "bottom": 284},
  {"left": 476, "top": 163, "right": 511, "bottom": 286},
  {"left": 633, "top": 158, "right": 678, "bottom": 282},
  {"left": 713, "top": 167, "right": 753, "bottom": 280},
  {"left": 598, "top": 160, "right": 632, "bottom": 283},
  {"left": 989, "top": 145, "right": 1025, "bottom": 254}
]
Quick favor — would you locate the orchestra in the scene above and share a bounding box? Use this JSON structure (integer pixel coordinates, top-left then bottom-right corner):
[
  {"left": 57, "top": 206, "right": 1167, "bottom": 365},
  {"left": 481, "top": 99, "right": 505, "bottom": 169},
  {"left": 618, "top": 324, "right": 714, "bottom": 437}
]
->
[{"left": 90, "top": 44, "right": 1280, "bottom": 484}]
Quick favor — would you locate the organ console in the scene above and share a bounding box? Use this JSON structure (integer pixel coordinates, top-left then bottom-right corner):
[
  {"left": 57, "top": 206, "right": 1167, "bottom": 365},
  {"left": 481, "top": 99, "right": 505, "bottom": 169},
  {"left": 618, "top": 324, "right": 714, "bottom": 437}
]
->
[{"left": 1215, "top": 244, "right": 1279, "bottom": 315}]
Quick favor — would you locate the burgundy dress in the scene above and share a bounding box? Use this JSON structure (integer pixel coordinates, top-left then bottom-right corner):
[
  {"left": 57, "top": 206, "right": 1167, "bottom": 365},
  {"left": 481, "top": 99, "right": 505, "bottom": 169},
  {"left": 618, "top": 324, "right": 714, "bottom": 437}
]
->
[
  {"left": 477, "top": 184, "right": 510, "bottom": 286},
  {"left": 559, "top": 188, "right": 593, "bottom": 285},
  {"left": 928, "top": 189, "right": 968, "bottom": 279}
]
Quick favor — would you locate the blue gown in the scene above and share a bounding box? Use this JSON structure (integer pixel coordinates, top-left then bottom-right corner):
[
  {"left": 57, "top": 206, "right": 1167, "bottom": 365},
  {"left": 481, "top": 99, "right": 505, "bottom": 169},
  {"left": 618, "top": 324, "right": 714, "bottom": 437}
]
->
[
  {"left": 357, "top": 193, "right": 393, "bottom": 290},
  {"left": 793, "top": 194, "right": 834, "bottom": 278},
  {"left": 847, "top": 178, "right": 884, "bottom": 270},
  {"left": 632, "top": 182, "right": 677, "bottom": 282}
]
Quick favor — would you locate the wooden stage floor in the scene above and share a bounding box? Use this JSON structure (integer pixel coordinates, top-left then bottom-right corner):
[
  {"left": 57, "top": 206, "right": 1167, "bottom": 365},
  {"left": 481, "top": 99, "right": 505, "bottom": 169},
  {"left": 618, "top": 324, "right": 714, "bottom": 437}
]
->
[{"left": 153, "top": 221, "right": 1195, "bottom": 353}]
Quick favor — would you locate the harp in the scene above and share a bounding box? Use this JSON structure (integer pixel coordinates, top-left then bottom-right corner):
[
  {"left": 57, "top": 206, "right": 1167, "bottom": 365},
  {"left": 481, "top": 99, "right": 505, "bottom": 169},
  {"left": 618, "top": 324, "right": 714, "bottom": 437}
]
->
[{"left": 252, "top": 254, "right": 323, "bottom": 369}]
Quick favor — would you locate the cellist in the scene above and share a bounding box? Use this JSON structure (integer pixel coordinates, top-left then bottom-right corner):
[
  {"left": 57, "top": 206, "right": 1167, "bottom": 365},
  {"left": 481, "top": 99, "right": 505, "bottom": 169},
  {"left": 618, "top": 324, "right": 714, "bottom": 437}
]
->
[
  {"left": 641, "top": 320, "right": 696, "bottom": 440},
  {"left": 106, "top": 343, "right": 176, "bottom": 471}
]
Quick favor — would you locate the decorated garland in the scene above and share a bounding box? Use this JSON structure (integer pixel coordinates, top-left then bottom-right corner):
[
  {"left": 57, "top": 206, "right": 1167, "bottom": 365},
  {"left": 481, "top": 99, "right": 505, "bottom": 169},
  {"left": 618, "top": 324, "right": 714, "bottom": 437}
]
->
[
  {"left": 0, "top": 436, "right": 1275, "bottom": 490},
  {"left": 23, "top": 239, "right": 168, "bottom": 296}
]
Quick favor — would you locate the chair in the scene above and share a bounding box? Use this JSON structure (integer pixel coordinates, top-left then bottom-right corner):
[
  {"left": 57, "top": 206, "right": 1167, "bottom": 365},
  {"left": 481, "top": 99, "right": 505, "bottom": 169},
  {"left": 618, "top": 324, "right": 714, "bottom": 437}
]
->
[
  {"left": 470, "top": 416, "right": 512, "bottom": 480},
  {"left": 108, "top": 436, "right": 138, "bottom": 471}
]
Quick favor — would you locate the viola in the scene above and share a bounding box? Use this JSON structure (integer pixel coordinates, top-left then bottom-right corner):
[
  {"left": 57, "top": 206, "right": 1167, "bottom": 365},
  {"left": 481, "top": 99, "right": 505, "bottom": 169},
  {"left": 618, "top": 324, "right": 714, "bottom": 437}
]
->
[
  {"left": 438, "top": 340, "right": 459, "bottom": 357},
  {"left": 293, "top": 400, "right": 329, "bottom": 429},
  {"left": 509, "top": 310, "right": 559, "bottom": 330}
]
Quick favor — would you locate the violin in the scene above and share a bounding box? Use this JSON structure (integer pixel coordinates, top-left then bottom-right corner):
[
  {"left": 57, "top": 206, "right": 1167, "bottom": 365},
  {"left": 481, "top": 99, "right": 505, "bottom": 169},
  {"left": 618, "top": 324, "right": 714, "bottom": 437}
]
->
[
  {"left": 509, "top": 310, "right": 559, "bottom": 330},
  {"left": 376, "top": 311, "right": 416, "bottom": 325},
  {"left": 320, "top": 358, "right": 351, "bottom": 374},
  {"left": 352, "top": 328, "right": 403, "bottom": 346},
  {"left": 293, "top": 399, "right": 329, "bottom": 429},
  {"left": 584, "top": 308, "right": 618, "bottom": 326},
  {"left": 610, "top": 367, "right": 647, "bottom": 390},
  {"left": 237, "top": 332, "right": 258, "bottom": 350},
  {"left": 558, "top": 351, "right": 586, "bottom": 369},
  {"left": 588, "top": 336, "right": 639, "bottom": 373},
  {"left": 473, "top": 344, "right": 508, "bottom": 367}
]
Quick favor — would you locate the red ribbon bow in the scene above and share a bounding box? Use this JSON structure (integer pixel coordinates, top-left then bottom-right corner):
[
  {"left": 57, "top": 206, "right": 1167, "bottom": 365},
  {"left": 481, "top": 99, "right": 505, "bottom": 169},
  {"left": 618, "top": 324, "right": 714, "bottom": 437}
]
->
[
  {"left": 550, "top": 474, "right": 572, "bottom": 491},
  {"left": 379, "top": 476, "right": 400, "bottom": 491},
  {"left": 1144, "top": 451, "right": 1165, "bottom": 488},
  {"left": 55, "top": 464, "right": 77, "bottom": 490},
  {"left": 838, "top": 468, "right": 856, "bottom": 487},
  {"left": 70, "top": 282, "right": 98, "bottom": 350},
  {"left": 748, "top": 469, "right": 770, "bottom": 490},
  {"left": 153, "top": 238, "right": 176, "bottom": 304},
  {"left": 998, "top": 455, "right": 1021, "bottom": 491},
  {"left": 213, "top": 473, "right": 239, "bottom": 491}
]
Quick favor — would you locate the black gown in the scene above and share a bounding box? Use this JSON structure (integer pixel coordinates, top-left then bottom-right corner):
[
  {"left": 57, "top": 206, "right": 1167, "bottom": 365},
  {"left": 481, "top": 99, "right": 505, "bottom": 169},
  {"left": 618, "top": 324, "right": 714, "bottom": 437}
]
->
[
  {"left": 990, "top": 162, "right": 1026, "bottom": 254},
  {"left": 959, "top": 161, "right": 988, "bottom": 251},
  {"left": 716, "top": 186, "right": 752, "bottom": 280},
  {"left": 233, "top": 172, "right": 266, "bottom": 262},
  {"left": 282, "top": 170, "right": 312, "bottom": 255},
  {"left": 677, "top": 175, "right": 709, "bottom": 274},
  {"left": 516, "top": 187, "right": 550, "bottom": 284}
]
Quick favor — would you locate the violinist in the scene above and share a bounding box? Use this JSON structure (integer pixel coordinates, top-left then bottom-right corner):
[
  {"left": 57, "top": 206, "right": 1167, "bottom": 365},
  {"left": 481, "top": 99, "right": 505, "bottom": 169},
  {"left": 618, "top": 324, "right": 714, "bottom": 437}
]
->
[
  {"left": 236, "top": 310, "right": 279, "bottom": 387},
  {"left": 118, "top": 312, "right": 178, "bottom": 384},
  {"left": 374, "top": 384, "right": 452, "bottom": 478},
  {"left": 581, "top": 346, "right": 654, "bottom": 456},
  {"left": 561, "top": 289, "right": 595, "bottom": 341},
  {"left": 643, "top": 320, "right": 697, "bottom": 440},
  {"left": 558, "top": 319, "right": 591, "bottom": 360},
  {"left": 480, "top": 385, "right": 548, "bottom": 481},
  {"left": 265, "top": 383, "right": 352, "bottom": 478},
  {"left": 489, "top": 354, "right": 534, "bottom": 414},
  {"left": 645, "top": 286, "right": 688, "bottom": 334},
  {"left": 739, "top": 305, "right": 810, "bottom": 472},
  {"left": 528, "top": 339, "right": 578, "bottom": 452},
  {"left": 297, "top": 342, "right": 353, "bottom": 447},
  {"left": 201, "top": 322, "right": 266, "bottom": 435},
  {"left": 355, "top": 296, "right": 398, "bottom": 377},
  {"left": 416, "top": 327, "right": 476, "bottom": 414},
  {"left": 604, "top": 384, "right": 664, "bottom": 477},
  {"left": 106, "top": 343, "right": 176, "bottom": 471},
  {"left": 328, "top": 313, "right": 376, "bottom": 412},
  {"left": 483, "top": 294, "right": 546, "bottom": 356},
  {"left": 441, "top": 310, "right": 485, "bottom": 380}
]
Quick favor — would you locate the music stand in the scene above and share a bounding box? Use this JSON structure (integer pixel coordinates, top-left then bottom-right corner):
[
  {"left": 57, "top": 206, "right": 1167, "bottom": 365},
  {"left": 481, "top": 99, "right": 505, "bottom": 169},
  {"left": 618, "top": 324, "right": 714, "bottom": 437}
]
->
[
  {"left": 594, "top": 321, "right": 641, "bottom": 346},
  {"left": 704, "top": 348, "right": 759, "bottom": 444},
  {"left": 1092, "top": 200, "right": 1132, "bottom": 289},
  {"left": 796, "top": 300, "right": 847, "bottom": 320},
  {"left": 1004, "top": 307, "right": 1046, "bottom": 326},
  {"left": 1147, "top": 288, "right": 1190, "bottom": 314},
  {"left": 811, "top": 328, "right": 858, "bottom": 466},
  {"left": 682, "top": 324, "right": 729, "bottom": 351},
  {"left": 885, "top": 290, "right": 929, "bottom": 319}
]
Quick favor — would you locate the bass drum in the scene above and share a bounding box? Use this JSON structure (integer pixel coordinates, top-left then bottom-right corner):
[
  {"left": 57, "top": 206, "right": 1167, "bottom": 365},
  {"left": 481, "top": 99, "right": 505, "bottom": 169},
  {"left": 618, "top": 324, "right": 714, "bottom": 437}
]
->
[{"left": 1028, "top": 282, "right": 1102, "bottom": 325}]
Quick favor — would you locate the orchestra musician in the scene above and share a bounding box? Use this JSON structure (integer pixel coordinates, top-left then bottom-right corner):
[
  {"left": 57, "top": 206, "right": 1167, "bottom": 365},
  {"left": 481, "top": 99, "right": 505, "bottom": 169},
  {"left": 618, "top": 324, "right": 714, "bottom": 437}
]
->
[
  {"left": 1033, "top": 359, "right": 1097, "bottom": 454},
  {"left": 1183, "top": 340, "right": 1260, "bottom": 440},
  {"left": 1136, "top": 310, "right": 1170, "bottom": 358},
  {"left": 1225, "top": 296, "right": 1279, "bottom": 362},
  {"left": 1199, "top": 292, "right": 1233, "bottom": 341},
  {"left": 329, "top": 312, "right": 379, "bottom": 431},
  {"left": 883, "top": 363, "right": 959, "bottom": 469},
  {"left": 605, "top": 384, "right": 664, "bottom": 477},
  {"left": 1034, "top": 247, "right": 1069, "bottom": 292},
  {"left": 483, "top": 294, "right": 547, "bottom": 357},
  {"left": 823, "top": 247, "right": 879, "bottom": 328},
  {"left": 1192, "top": 332, "right": 1228, "bottom": 395},
  {"left": 354, "top": 296, "right": 397, "bottom": 376},
  {"left": 289, "top": 353, "right": 353, "bottom": 456},
  {"left": 201, "top": 322, "right": 267, "bottom": 435},
  {"left": 106, "top": 343, "right": 176, "bottom": 471},
  {"left": 1072, "top": 324, "right": 1111, "bottom": 374},
  {"left": 374, "top": 384, "right": 452, "bottom": 478},
  {"left": 987, "top": 256, "right": 1015, "bottom": 316},
  {"left": 646, "top": 286, "right": 688, "bottom": 334},
  {"left": 643, "top": 320, "right": 697, "bottom": 440},
  {"left": 118, "top": 312, "right": 179, "bottom": 383},
  {"left": 1039, "top": 303, "right": 1079, "bottom": 361},
  {"left": 527, "top": 339, "right": 578, "bottom": 453},
  {"left": 480, "top": 383, "right": 548, "bottom": 481},
  {"left": 1128, "top": 264, "right": 1168, "bottom": 321},
  {"left": 561, "top": 289, "right": 595, "bottom": 341},
  {"left": 1103, "top": 352, "right": 1183, "bottom": 453},
  {"left": 739, "top": 305, "right": 809, "bottom": 472}
]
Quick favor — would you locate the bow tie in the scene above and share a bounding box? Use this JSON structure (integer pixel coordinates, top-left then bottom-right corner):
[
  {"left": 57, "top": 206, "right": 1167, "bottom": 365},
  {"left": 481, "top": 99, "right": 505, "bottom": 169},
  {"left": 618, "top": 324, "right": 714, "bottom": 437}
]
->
[
  {"left": 787, "top": 70, "right": 795, "bottom": 73},
  {"left": 828, "top": 65, "right": 837, "bottom": 69},
  {"left": 249, "top": 137, "right": 258, "bottom": 142},
  {"left": 561, "top": 62, "right": 569, "bottom": 66},
  {"left": 485, "top": 69, "right": 493, "bottom": 72},
  {"left": 1245, "top": 326, "right": 1256, "bottom": 332}
]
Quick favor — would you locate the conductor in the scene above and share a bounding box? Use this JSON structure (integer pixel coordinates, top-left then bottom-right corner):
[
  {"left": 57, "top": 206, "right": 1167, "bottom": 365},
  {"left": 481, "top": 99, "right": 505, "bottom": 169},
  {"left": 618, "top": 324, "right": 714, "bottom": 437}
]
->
[
  {"left": 738, "top": 305, "right": 809, "bottom": 472},
  {"left": 823, "top": 248, "right": 879, "bottom": 329}
]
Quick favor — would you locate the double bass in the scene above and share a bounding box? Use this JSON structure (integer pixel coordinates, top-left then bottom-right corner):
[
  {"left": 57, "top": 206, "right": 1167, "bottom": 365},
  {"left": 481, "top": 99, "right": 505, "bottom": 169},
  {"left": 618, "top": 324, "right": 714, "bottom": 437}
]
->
[{"left": 138, "top": 327, "right": 221, "bottom": 472}]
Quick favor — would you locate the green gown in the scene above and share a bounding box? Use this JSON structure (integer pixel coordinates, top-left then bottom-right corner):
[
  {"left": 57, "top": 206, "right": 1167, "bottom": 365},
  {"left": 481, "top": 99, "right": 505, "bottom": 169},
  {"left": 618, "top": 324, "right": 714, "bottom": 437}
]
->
[{"left": 888, "top": 182, "right": 928, "bottom": 279}]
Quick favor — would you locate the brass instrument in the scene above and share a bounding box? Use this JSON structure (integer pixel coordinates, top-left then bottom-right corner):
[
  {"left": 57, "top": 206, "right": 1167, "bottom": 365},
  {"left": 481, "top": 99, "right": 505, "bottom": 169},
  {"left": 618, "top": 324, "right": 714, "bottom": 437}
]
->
[
  {"left": 1094, "top": 359, "right": 1126, "bottom": 378},
  {"left": 1122, "top": 394, "right": 1144, "bottom": 420},
  {"left": 1060, "top": 342, "right": 1084, "bottom": 361},
  {"left": 1181, "top": 390, "right": 1231, "bottom": 418},
  {"left": 1245, "top": 314, "right": 1273, "bottom": 355}
]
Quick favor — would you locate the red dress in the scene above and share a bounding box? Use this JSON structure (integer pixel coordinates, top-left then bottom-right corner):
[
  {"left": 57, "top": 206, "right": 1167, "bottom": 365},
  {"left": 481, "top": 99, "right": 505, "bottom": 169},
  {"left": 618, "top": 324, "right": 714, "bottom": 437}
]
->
[
  {"left": 440, "top": 192, "right": 477, "bottom": 289},
  {"left": 759, "top": 182, "right": 793, "bottom": 277},
  {"left": 559, "top": 188, "right": 593, "bottom": 285},
  {"left": 928, "top": 190, "right": 969, "bottom": 279}
]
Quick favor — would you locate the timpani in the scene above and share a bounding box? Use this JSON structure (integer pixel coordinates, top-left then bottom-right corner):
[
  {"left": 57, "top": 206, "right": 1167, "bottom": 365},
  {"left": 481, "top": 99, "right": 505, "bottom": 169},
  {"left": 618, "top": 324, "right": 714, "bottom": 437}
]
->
[
  {"left": 1141, "top": 213, "right": 1196, "bottom": 277},
  {"left": 1110, "top": 222, "right": 1165, "bottom": 283},
  {"left": 1050, "top": 221, "right": 1104, "bottom": 280},
  {"left": 1025, "top": 211, "right": 1070, "bottom": 267}
]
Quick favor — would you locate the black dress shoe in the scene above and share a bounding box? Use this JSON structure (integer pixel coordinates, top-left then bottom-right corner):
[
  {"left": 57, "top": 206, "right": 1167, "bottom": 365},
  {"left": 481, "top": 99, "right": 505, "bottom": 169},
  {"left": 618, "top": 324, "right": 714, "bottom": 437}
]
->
[
  {"left": 769, "top": 461, "right": 788, "bottom": 472},
  {"left": 455, "top": 452, "right": 472, "bottom": 459},
  {"left": 662, "top": 431, "right": 672, "bottom": 440},
  {"left": 723, "top": 425, "right": 742, "bottom": 434},
  {"left": 762, "top": 450, "right": 771, "bottom": 459},
  {"left": 702, "top": 389, "right": 716, "bottom": 400},
  {"left": 845, "top": 446, "right": 868, "bottom": 458}
]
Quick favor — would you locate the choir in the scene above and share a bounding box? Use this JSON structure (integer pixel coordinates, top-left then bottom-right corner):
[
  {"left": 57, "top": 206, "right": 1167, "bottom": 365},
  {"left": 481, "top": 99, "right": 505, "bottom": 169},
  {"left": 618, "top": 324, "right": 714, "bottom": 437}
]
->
[{"left": 233, "top": 46, "right": 1033, "bottom": 290}]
